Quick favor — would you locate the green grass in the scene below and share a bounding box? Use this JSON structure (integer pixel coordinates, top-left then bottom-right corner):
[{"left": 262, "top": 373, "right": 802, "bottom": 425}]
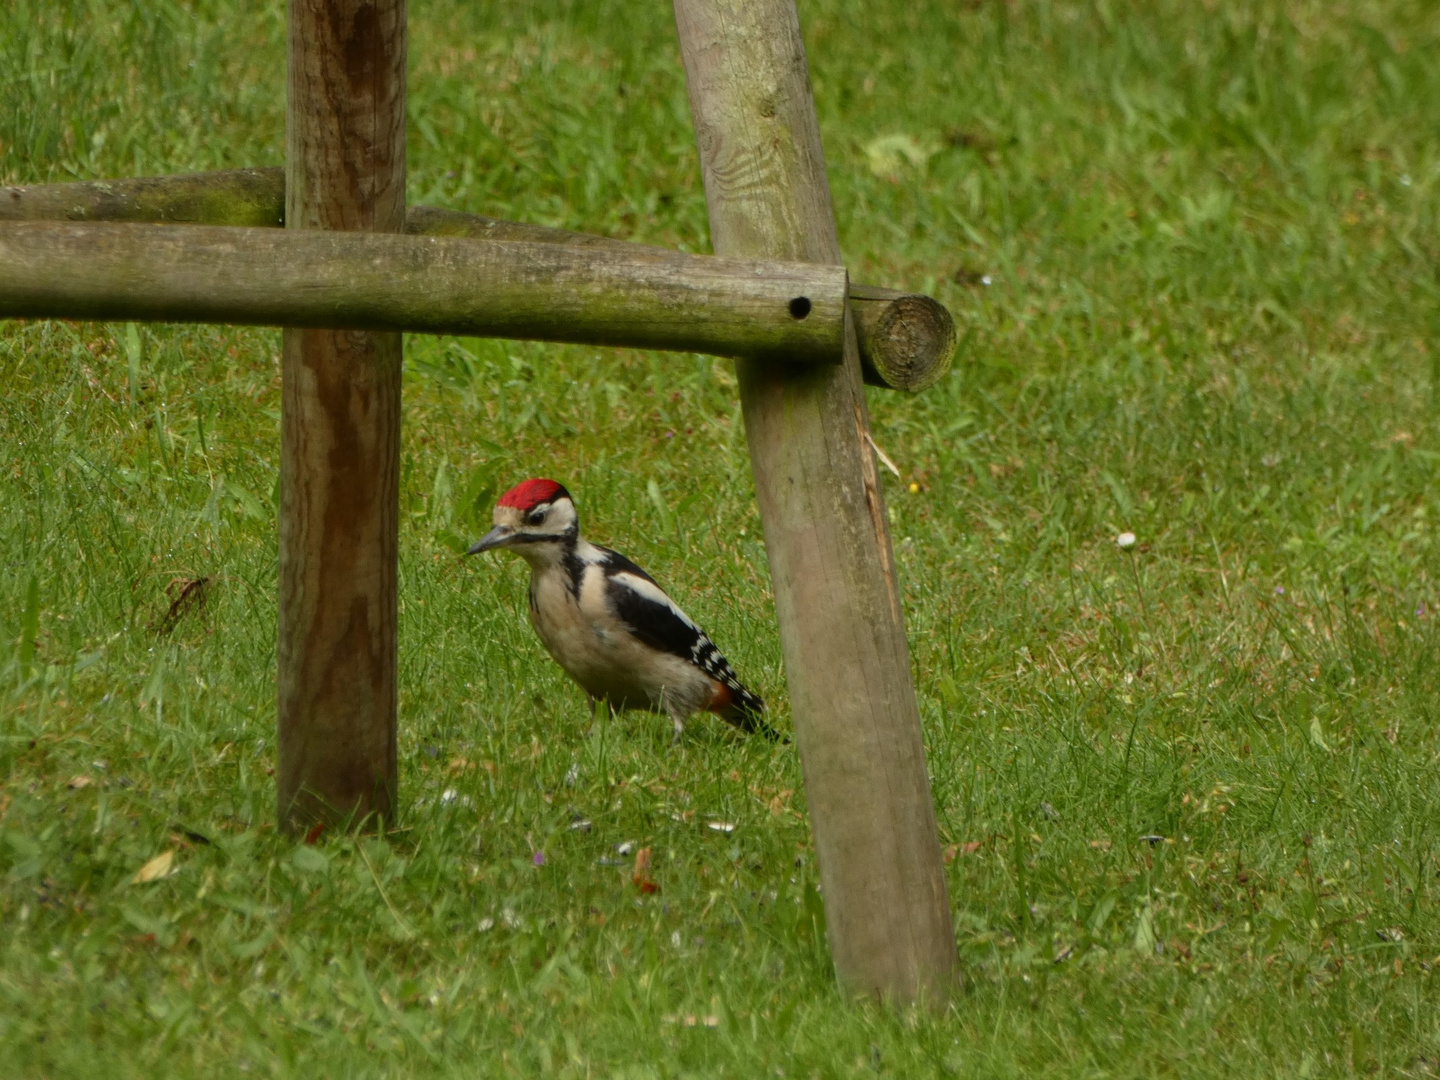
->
[{"left": 3, "top": 0, "right": 1440, "bottom": 1075}]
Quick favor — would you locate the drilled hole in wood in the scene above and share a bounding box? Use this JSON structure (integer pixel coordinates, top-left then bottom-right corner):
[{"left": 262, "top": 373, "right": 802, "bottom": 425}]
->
[{"left": 788, "top": 296, "right": 812, "bottom": 320}]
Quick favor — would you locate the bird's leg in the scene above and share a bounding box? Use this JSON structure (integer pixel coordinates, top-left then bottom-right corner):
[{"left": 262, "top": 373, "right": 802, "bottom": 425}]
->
[
  {"left": 586, "top": 694, "right": 609, "bottom": 737},
  {"left": 656, "top": 687, "right": 687, "bottom": 745}
]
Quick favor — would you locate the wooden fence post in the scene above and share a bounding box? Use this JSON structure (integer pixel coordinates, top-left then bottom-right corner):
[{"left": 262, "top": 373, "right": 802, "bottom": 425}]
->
[
  {"left": 277, "top": 0, "right": 406, "bottom": 829},
  {"left": 672, "top": 0, "right": 960, "bottom": 1003}
]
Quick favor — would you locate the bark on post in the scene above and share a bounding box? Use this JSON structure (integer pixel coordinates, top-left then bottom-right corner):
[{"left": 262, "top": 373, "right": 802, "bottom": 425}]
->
[
  {"left": 672, "top": 0, "right": 959, "bottom": 1003},
  {"left": 278, "top": 0, "right": 406, "bottom": 830}
]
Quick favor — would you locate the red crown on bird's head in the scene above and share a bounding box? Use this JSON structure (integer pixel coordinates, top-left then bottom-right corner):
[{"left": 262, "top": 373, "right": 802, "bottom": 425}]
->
[{"left": 497, "top": 478, "right": 571, "bottom": 511}]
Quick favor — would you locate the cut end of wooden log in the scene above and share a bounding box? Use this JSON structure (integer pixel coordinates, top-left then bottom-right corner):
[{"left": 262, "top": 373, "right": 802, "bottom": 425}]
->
[{"left": 849, "top": 286, "right": 957, "bottom": 393}]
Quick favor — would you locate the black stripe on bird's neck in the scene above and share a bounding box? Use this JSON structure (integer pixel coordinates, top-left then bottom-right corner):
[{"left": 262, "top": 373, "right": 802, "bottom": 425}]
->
[{"left": 560, "top": 535, "right": 585, "bottom": 598}]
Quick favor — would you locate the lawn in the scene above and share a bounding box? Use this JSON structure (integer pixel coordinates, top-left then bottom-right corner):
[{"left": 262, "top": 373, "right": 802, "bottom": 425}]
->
[{"left": 3, "top": 0, "right": 1439, "bottom": 1075}]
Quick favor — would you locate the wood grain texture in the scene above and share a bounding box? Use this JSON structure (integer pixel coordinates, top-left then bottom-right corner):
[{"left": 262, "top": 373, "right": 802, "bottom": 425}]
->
[
  {"left": 278, "top": 0, "right": 406, "bottom": 831},
  {"left": 0, "top": 170, "right": 954, "bottom": 390},
  {"left": 673, "top": 0, "right": 959, "bottom": 1003},
  {"left": 847, "top": 285, "right": 956, "bottom": 393},
  {"left": 0, "top": 221, "right": 846, "bottom": 365}
]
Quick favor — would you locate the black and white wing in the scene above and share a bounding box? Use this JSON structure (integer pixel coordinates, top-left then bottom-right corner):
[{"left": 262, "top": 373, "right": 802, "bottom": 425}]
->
[{"left": 598, "top": 547, "right": 773, "bottom": 736}]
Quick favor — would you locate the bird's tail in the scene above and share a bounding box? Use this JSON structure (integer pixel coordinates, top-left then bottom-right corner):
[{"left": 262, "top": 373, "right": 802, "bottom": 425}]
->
[{"left": 716, "top": 684, "right": 784, "bottom": 742}]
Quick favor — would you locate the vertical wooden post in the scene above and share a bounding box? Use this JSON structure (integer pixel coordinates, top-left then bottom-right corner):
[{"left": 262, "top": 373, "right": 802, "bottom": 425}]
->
[
  {"left": 672, "top": 0, "right": 959, "bottom": 1003},
  {"left": 277, "top": 0, "right": 406, "bottom": 829}
]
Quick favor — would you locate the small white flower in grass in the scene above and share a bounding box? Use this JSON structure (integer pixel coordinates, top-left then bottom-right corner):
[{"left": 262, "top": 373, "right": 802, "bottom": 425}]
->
[
  {"left": 477, "top": 917, "right": 495, "bottom": 932},
  {"left": 1116, "top": 531, "right": 1137, "bottom": 550},
  {"left": 440, "top": 788, "right": 459, "bottom": 805}
]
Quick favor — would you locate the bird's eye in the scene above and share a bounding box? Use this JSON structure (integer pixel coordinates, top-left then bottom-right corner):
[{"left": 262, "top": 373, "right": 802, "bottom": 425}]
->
[{"left": 524, "top": 507, "right": 548, "bottom": 526}]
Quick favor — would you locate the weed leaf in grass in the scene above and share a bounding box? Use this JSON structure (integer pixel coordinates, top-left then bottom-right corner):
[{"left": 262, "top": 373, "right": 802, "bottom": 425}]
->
[
  {"left": 291, "top": 845, "right": 329, "bottom": 874},
  {"left": 124, "top": 323, "right": 142, "bottom": 403},
  {"left": 17, "top": 574, "right": 39, "bottom": 677}
]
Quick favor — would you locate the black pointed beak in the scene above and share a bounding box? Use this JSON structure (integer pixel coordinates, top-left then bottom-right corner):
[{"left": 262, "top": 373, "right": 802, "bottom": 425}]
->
[{"left": 466, "top": 525, "right": 514, "bottom": 555}]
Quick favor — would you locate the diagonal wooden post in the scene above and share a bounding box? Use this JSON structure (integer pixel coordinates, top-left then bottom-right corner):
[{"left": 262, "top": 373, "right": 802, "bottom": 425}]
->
[
  {"left": 277, "top": 0, "right": 406, "bottom": 829},
  {"left": 673, "top": 0, "right": 959, "bottom": 1002}
]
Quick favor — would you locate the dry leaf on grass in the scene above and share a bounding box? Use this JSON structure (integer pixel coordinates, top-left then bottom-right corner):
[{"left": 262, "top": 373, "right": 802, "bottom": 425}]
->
[
  {"left": 633, "top": 846, "right": 658, "bottom": 894},
  {"left": 943, "top": 841, "right": 984, "bottom": 863},
  {"left": 863, "top": 133, "right": 939, "bottom": 177},
  {"left": 131, "top": 849, "right": 177, "bottom": 884},
  {"left": 154, "top": 576, "right": 210, "bottom": 635}
]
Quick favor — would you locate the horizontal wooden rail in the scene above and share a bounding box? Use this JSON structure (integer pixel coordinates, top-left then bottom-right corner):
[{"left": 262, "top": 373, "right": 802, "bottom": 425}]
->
[
  {"left": 0, "top": 170, "right": 953, "bottom": 390},
  {"left": 1, "top": 168, "right": 287, "bottom": 228},
  {"left": 0, "top": 221, "right": 846, "bottom": 364}
]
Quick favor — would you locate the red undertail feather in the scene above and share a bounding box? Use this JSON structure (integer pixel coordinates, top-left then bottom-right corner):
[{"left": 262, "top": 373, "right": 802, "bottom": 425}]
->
[
  {"left": 707, "top": 678, "right": 780, "bottom": 740},
  {"left": 706, "top": 681, "right": 734, "bottom": 713}
]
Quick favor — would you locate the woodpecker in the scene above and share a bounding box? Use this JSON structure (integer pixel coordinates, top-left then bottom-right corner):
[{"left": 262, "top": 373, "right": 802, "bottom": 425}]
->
[{"left": 468, "top": 478, "right": 776, "bottom": 741}]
